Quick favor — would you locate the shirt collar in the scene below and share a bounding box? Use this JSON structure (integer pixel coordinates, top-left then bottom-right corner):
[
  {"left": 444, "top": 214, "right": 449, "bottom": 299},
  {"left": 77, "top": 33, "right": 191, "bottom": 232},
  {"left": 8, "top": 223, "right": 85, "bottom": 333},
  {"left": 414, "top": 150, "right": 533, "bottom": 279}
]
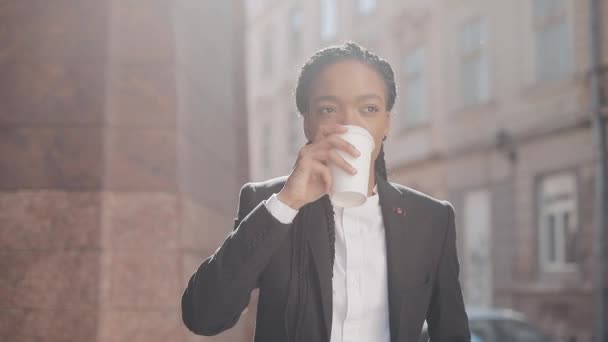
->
[{"left": 365, "top": 183, "right": 380, "bottom": 206}]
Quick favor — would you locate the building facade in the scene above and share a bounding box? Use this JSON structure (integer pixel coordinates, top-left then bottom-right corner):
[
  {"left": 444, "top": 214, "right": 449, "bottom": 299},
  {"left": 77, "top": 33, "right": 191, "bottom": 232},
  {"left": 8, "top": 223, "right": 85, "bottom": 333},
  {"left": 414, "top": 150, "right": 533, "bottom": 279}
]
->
[
  {"left": 1, "top": 1, "right": 250, "bottom": 341},
  {"left": 246, "top": 0, "right": 607, "bottom": 340}
]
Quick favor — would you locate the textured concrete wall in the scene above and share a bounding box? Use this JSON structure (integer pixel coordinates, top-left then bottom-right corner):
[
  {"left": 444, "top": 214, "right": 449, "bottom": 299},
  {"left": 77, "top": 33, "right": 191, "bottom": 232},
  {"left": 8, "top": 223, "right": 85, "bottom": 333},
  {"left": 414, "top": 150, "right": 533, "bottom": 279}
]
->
[{"left": 0, "top": 1, "right": 250, "bottom": 341}]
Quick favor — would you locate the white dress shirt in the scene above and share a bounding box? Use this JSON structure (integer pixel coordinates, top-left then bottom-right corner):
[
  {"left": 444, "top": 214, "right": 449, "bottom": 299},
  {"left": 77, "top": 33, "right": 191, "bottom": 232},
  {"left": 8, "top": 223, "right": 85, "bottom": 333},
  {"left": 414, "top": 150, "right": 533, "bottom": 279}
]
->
[{"left": 263, "top": 184, "right": 391, "bottom": 342}]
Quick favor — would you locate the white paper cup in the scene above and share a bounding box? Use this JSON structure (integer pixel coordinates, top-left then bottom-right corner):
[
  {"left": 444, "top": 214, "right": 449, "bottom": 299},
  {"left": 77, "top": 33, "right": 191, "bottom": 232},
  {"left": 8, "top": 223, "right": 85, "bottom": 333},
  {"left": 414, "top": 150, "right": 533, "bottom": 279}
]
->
[{"left": 329, "top": 125, "right": 376, "bottom": 208}]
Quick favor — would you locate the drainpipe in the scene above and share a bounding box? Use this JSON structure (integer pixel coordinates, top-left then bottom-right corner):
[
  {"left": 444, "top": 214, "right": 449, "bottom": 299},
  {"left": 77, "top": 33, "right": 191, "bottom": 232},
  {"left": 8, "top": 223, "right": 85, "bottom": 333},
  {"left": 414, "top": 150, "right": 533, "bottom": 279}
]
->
[{"left": 590, "top": 0, "right": 607, "bottom": 341}]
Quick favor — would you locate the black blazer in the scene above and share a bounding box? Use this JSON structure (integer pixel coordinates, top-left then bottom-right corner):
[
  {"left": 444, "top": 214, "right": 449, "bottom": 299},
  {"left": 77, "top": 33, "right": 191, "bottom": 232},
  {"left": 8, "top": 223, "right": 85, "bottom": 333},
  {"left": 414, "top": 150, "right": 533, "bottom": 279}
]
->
[{"left": 181, "top": 174, "right": 471, "bottom": 342}]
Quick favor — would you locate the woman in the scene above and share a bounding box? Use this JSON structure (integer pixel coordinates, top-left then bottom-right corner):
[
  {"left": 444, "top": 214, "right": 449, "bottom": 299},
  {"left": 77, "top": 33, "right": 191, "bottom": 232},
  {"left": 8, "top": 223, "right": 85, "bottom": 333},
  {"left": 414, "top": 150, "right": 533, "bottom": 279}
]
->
[{"left": 181, "top": 42, "right": 470, "bottom": 342}]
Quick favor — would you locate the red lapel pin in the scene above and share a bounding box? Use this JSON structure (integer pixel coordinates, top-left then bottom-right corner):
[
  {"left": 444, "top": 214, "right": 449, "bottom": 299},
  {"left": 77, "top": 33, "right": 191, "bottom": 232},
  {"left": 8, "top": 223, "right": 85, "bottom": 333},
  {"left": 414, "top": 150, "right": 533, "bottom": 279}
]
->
[{"left": 392, "top": 207, "right": 406, "bottom": 216}]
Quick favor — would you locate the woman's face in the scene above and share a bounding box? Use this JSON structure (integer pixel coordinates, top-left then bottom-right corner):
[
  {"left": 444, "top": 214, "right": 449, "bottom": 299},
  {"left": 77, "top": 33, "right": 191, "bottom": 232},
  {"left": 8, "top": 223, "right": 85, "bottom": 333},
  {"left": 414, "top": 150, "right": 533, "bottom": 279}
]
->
[{"left": 303, "top": 59, "right": 390, "bottom": 166}]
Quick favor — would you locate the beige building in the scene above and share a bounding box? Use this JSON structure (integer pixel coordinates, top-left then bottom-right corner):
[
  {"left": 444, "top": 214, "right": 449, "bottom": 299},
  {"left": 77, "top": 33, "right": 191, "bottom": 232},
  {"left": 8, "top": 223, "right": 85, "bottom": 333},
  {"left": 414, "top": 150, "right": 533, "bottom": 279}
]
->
[{"left": 246, "top": 0, "right": 607, "bottom": 340}]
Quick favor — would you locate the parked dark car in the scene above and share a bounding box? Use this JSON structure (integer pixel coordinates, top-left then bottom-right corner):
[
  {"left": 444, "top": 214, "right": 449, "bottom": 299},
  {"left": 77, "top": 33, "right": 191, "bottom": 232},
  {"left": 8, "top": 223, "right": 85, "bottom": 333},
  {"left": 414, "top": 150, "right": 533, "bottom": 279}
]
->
[{"left": 419, "top": 308, "right": 551, "bottom": 342}]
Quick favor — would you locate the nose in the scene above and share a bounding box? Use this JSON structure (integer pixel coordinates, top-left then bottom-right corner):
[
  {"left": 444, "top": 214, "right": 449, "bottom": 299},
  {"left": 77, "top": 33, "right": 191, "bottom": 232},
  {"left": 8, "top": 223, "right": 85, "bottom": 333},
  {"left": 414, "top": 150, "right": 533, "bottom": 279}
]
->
[{"left": 337, "top": 107, "right": 364, "bottom": 127}]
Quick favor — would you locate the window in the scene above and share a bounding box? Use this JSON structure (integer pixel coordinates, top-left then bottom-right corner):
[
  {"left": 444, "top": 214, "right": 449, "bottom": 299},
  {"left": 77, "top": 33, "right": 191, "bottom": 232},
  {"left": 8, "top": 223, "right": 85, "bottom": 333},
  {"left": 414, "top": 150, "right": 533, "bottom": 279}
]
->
[
  {"left": 262, "top": 120, "right": 272, "bottom": 176},
  {"left": 463, "top": 189, "right": 493, "bottom": 307},
  {"left": 357, "top": 0, "right": 376, "bottom": 14},
  {"left": 459, "top": 18, "right": 489, "bottom": 107},
  {"left": 538, "top": 172, "right": 578, "bottom": 270},
  {"left": 288, "top": 7, "right": 303, "bottom": 61},
  {"left": 262, "top": 27, "right": 273, "bottom": 77},
  {"left": 288, "top": 111, "right": 304, "bottom": 158},
  {"left": 533, "top": 0, "right": 572, "bottom": 81},
  {"left": 320, "top": 0, "right": 337, "bottom": 42},
  {"left": 402, "top": 47, "right": 429, "bottom": 127}
]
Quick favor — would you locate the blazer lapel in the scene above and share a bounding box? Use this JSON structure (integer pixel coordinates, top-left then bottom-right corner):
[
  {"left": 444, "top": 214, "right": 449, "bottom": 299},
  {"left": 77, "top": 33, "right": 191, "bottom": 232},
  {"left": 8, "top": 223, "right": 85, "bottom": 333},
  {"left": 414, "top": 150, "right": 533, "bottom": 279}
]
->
[
  {"left": 304, "top": 197, "right": 333, "bottom": 341},
  {"left": 377, "top": 175, "right": 410, "bottom": 342}
]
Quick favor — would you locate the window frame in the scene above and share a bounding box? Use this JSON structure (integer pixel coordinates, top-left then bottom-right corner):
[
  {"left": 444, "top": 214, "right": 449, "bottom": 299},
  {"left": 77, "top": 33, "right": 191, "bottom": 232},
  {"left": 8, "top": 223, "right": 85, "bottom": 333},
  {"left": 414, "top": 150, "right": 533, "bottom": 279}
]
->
[
  {"left": 356, "top": 0, "right": 376, "bottom": 15},
  {"left": 537, "top": 170, "right": 579, "bottom": 272},
  {"left": 458, "top": 17, "right": 490, "bottom": 108},
  {"left": 288, "top": 6, "right": 303, "bottom": 62},
  {"left": 320, "top": 0, "right": 337, "bottom": 42},
  {"left": 531, "top": 0, "right": 572, "bottom": 82},
  {"left": 401, "top": 45, "right": 430, "bottom": 129}
]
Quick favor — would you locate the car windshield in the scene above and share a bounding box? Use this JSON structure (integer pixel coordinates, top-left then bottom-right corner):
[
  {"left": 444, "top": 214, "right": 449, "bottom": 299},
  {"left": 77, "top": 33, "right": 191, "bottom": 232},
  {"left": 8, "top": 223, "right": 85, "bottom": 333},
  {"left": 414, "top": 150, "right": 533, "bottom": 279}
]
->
[
  {"left": 494, "top": 319, "right": 549, "bottom": 342},
  {"left": 419, "top": 318, "right": 549, "bottom": 342}
]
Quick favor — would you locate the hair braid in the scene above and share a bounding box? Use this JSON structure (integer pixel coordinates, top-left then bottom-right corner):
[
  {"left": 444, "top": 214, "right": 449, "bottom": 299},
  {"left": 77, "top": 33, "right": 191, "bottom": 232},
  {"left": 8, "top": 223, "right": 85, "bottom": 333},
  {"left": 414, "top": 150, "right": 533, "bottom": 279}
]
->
[
  {"left": 375, "top": 142, "right": 388, "bottom": 182},
  {"left": 321, "top": 195, "right": 336, "bottom": 277}
]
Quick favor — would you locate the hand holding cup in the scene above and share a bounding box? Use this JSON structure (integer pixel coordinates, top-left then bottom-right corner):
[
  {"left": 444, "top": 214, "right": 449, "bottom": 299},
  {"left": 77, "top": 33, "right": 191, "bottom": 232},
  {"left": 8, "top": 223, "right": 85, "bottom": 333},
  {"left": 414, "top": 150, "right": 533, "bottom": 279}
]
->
[{"left": 277, "top": 123, "right": 361, "bottom": 210}]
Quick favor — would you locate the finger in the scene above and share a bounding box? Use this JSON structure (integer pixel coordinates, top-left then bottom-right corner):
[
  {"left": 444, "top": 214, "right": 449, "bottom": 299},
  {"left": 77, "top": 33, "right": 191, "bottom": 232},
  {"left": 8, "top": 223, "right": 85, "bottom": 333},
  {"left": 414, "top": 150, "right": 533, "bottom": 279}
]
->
[
  {"left": 310, "top": 160, "right": 333, "bottom": 193},
  {"left": 325, "top": 134, "right": 361, "bottom": 157},
  {"left": 309, "top": 134, "right": 360, "bottom": 160},
  {"left": 301, "top": 145, "right": 329, "bottom": 164},
  {"left": 305, "top": 147, "right": 330, "bottom": 163},
  {"left": 300, "top": 148, "right": 331, "bottom": 169},
  {"left": 328, "top": 149, "right": 357, "bottom": 175},
  {"left": 306, "top": 144, "right": 355, "bottom": 182},
  {"left": 306, "top": 140, "right": 359, "bottom": 171}
]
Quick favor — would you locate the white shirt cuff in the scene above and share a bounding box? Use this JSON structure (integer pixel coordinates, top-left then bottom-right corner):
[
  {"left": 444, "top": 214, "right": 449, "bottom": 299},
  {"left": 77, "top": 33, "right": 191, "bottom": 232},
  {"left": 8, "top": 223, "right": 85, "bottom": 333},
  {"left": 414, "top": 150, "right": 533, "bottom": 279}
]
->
[{"left": 263, "top": 193, "right": 299, "bottom": 224}]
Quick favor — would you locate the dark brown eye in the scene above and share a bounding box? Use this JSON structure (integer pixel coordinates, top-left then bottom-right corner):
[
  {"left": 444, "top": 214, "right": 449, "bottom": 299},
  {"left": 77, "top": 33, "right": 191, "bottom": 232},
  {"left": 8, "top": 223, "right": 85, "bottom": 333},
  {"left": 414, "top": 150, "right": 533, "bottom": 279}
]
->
[
  {"left": 363, "top": 105, "right": 379, "bottom": 113},
  {"left": 318, "top": 107, "right": 336, "bottom": 115}
]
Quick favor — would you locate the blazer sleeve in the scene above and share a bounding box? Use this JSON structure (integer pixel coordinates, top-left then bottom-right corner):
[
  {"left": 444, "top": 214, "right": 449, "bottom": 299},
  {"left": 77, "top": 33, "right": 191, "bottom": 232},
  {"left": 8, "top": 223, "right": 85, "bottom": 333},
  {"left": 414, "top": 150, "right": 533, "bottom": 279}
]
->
[
  {"left": 425, "top": 201, "right": 471, "bottom": 342},
  {"left": 181, "top": 182, "right": 293, "bottom": 336}
]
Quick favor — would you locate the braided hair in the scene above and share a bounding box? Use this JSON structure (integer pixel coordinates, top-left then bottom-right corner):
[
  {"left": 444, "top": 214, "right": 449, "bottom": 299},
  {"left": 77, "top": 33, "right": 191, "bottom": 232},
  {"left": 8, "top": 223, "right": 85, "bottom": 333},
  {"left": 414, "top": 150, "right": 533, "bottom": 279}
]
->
[{"left": 285, "top": 42, "right": 396, "bottom": 342}]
